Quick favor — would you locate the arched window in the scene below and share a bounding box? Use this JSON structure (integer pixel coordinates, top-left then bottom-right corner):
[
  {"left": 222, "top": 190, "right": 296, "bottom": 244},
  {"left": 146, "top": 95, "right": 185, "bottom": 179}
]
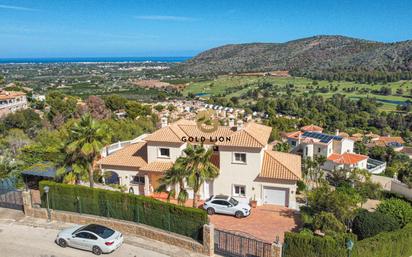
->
[{"left": 129, "top": 187, "right": 134, "bottom": 194}]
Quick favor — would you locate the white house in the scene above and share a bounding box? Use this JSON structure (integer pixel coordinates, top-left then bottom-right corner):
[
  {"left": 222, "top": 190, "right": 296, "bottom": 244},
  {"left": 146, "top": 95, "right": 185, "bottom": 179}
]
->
[
  {"left": 0, "top": 89, "right": 28, "bottom": 117},
  {"left": 284, "top": 125, "right": 385, "bottom": 173},
  {"left": 98, "top": 119, "right": 302, "bottom": 208}
]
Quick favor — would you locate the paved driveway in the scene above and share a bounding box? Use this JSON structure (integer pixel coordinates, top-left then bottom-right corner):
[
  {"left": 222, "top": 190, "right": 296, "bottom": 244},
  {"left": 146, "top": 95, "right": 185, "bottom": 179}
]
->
[{"left": 209, "top": 205, "right": 300, "bottom": 243}]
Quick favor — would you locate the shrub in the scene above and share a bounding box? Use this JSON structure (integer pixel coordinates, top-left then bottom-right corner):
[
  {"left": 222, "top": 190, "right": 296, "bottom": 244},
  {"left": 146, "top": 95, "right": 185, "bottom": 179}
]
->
[
  {"left": 285, "top": 224, "right": 412, "bottom": 257},
  {"left": 297, "top": 180, "right": 306, "bottom": 193},
  {"left": 307, "top": 185, "right": 359, "bottom": 223},
  {"left": 352, "top": 209, "right": 400, "bottom": 239},
  {"left": 283, "top": 231, "right": 355, "bottom": 257},
  {"left": 381, "top": 191, "right": 412, "bottom": 204},
  {"left": 377, "top": 198, "right": 412, "bottom": 227},
  {"left": 353, "top": 223, "right": 412, "bottom": 257},
  {"left": 313, "top": 211, "right": 345, "bottom": 235},
  {"left": 39, "top": 181, "right": 208, "bottom": 241}
]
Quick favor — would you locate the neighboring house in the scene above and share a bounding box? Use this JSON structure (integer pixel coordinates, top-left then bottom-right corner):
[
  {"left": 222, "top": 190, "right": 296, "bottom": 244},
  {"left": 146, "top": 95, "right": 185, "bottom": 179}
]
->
[
  {"left": 33, "top": 94, "right": 46, "bottom": 101},
  {"left": 98, "top": 119, "right": 302, "bottom": 208},
  {"left": 0, "top": 89, "right": 28, "bottom": 117},
  {"left": 284, "top": 125, "right": 386, "bottom": 174},
  {"left": 367, "top": 136, "right": 406, "bottom": 152}
]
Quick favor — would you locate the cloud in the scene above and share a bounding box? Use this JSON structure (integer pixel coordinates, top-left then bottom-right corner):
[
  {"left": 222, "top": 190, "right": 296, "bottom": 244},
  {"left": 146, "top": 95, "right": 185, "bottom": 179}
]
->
[
  {"left": 134, "top": 15, "right": 196, "bottom": 21},
  {"left": 0, "top": 4, "right": 39, "bottom": 11}
]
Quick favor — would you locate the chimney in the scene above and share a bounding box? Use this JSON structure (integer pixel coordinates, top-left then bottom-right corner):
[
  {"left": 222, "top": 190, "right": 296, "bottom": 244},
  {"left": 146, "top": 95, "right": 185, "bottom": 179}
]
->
[
  {"left": 161, "top": 116, "right": 168, "bottom": 128},
  {"left": 335, "top": 129, "right": 340, "bottom": 136},
  {"left": 236, "top": 120, "right": 244, "bottom": 131},
  {"left": 228, "top": 115, "right": 235, "bottom": 127}
]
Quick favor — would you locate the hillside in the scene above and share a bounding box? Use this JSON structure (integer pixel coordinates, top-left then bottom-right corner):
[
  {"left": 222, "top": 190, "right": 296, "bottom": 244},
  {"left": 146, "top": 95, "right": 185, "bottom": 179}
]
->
[{"left": 177, "top": 35, "right": 412, "bottom": 75}]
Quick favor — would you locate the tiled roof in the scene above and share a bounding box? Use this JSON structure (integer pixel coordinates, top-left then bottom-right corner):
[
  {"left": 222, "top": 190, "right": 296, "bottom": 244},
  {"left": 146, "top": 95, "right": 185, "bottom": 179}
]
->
[
  {"left": 301, "top": 124, "right": 323, "bottom": 132},
  {"left": 260, "top": 150, "right": 301, "bottom": 181},
  {"left": 327, "top": 152, "right": 368, "bottom": 165},
  {"left": 285, "top": 131, "right": 303, "bottom": 139},
  {"left": 144, "top": 123, "right": 187, "bottom": 143},
  {"left": 178, "top": 124, "right": 233, "bottom": 142},
  {"left": 216, "top": 122, "right": 272, "bottom": 148},
  {"left": 140, "top": 161, "right": 173, "bottom": 173},
  {"left": 145, "top": 119, "right": 234, "bottom": 144},
  {"left": 146, "top": 119, "right": 271, "bottom": 148},
  {"left": 0, "top": 91, "right": 26, "bottom": 100},
  {"left": 97, "top": 142, "right": 147, "bottom": 170},
  {"left": 377, "top": 136, "right": 405, "bottom": 144}
]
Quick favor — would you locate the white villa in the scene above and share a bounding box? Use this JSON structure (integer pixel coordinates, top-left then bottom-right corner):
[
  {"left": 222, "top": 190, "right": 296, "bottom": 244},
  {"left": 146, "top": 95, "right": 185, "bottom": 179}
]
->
[
  {"left": 98, "top": 118, "right": 302, "bottom": 208},
  {"left": 0, "top": 89, "right": 28, "bottom": 117},
  {"left": 284, "top": 125, "right": 386, "bottom": 174}
]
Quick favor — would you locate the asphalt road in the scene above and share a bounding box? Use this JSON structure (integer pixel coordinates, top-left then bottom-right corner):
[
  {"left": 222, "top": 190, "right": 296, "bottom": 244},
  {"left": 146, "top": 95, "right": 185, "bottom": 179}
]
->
[{"left": 0, "top": 209, "right": 168, "bottom": 257}]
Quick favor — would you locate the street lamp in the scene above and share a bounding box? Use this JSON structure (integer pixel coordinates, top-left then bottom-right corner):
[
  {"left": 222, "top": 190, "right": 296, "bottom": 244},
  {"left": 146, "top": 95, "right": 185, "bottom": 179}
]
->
[
  {"left": 44, "top": 186, "right": 51, "bottom": 222},
  {"left": 346, "top": 239, "right": 354, "bottom": 257}
]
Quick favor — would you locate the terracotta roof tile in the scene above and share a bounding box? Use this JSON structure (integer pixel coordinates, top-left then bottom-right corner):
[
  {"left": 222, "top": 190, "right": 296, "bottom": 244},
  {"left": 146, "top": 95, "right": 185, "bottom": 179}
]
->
[
  {"left": 285, "top": 131, "right": 303, "bottom": 139},
  {"left": 0, "top": 91, "right": 26, "bottom": 100},
  {"left": 144, "top": 124, "right": 187, "bottom": 143},
  {"left": 260, "top": 150, "right": 301, "bottom": 181},
  {"left": 301, "top": 124, "right": 323, "bottom": 132},
  {"left": 377, "top": 136, "right": 405, "bottom": 144},
  {"left": 327, "top": 152, "right": 368, "bottom": 165},
  {"left": 97, "top": 142, "right": 147, "bottom": 170},
  {"left": 178, "top": 124, "right": 233, "bottom": 142},
  {"left": 147, "top": 119, "right": 272, "bottom": 148},
  {"left": 216, "top": 122, "right": 272, "bottom": 148},
  {"left": 140, "top": 161, "right": 173, "bottom": 173}
]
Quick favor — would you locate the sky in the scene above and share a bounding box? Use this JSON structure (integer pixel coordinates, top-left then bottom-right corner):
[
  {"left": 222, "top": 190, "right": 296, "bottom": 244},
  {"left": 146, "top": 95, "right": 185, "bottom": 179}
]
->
[{"left": 1, "top": 0, "right": 412, "bottom": 58}]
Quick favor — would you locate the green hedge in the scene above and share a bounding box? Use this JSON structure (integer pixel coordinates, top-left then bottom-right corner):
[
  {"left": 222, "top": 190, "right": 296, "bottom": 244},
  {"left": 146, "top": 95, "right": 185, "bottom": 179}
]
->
[
  {"left": 352, "top": 209, "right": 400, "bottom": 240},
  {"left": 284, "top": 224, "right": 412, "bottom": 257},
  {"left": 283, "top": 232, "right": 355, "bottom": 257},
  {"left": 353, "top": 223, "right": 412, "bottom": 257},
  {"left": 39, "top": 181, "right": 208, "bottom": 241}
]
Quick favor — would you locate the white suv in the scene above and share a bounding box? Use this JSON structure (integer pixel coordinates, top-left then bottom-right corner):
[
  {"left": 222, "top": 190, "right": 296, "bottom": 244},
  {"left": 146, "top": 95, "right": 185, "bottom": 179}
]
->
[{"left": 203, "top": 195, "right": 251, "bottom": 218}]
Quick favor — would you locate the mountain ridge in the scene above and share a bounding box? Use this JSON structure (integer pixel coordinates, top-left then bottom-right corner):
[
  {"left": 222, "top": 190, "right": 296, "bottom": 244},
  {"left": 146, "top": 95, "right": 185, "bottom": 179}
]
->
[{"left": 176, "top": 35, "right": 412, "bottom": 76}]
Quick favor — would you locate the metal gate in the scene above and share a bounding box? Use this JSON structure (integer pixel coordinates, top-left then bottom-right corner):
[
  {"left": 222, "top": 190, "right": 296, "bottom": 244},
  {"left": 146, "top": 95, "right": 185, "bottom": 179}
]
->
[
  {"left": 214, "top": 229, "right": 272, "bottom": 257},
  {"left": 0, "top": 178, "right": 23, "bottom": 210}
]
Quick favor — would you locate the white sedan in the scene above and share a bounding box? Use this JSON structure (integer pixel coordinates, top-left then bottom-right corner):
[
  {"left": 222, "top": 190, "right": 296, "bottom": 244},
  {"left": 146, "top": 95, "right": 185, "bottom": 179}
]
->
[{"left": 56, "top": 224, "right": 123, "bottom": 255}]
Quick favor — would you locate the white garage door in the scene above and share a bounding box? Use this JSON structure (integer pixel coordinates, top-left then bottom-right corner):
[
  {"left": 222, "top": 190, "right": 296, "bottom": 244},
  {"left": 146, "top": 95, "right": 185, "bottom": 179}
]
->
[{"left": 263, "top": 187, "right": 288, "bottom": 206}]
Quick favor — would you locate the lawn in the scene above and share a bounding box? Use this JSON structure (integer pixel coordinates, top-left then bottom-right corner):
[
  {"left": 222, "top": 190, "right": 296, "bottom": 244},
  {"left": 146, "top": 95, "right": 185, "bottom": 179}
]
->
[{"left": 183, "top": 75, "right": 412, "bottom": 111}]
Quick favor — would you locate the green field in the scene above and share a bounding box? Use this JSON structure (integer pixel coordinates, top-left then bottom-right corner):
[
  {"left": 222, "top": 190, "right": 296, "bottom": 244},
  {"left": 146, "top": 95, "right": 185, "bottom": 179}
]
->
[{"left": 183, "top": 75, "right": 412, "bottom": 111}]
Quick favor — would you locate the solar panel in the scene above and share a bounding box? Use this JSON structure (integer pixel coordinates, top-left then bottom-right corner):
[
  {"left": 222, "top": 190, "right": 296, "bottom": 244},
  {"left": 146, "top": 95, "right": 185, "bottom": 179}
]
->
[{"left": 302, "top": 131, "right": 343, "bottom": 143}]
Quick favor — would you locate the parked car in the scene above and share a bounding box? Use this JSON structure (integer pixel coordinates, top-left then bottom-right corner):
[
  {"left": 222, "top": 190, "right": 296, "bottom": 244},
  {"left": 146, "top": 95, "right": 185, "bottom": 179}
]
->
[
  {"left": 203, "top": 195, "right": 251, "bottom": 218},
  {"left": 56, "top": 224, "right": 123, "bottom": 255}
]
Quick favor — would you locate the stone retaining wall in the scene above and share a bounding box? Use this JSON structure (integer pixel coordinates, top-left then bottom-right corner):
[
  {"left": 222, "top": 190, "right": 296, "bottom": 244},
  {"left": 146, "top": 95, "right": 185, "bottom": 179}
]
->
[{"left": 22, "top": 191, "right": 213, "bottom": 256}]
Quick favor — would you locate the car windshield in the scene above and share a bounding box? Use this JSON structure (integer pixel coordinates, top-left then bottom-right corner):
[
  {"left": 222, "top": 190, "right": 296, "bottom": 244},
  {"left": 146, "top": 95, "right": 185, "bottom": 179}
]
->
[
  {"left": 82, "top": 224, "right": 115, "bottom": 239},
  {"left": 229, "top": 197, "right": 239, "bottom": 206}
]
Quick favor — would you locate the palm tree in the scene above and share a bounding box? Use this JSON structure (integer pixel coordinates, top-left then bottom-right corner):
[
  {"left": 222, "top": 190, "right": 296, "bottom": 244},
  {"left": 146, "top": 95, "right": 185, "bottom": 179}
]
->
[
  {"left": 180, "top": 144, "right": 219, "bottom": 208},
  {"left": 156, "top": 159, "right": 189, "bottom": 205},
  {"left": 66, "top": 114, "right": 111, "bottom": 188}
]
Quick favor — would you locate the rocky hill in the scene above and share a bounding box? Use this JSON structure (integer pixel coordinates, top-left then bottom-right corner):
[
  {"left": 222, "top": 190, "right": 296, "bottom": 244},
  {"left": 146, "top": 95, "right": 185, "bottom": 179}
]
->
[{"left": 177, "top": 35, "right": 412, "bottom": 75}]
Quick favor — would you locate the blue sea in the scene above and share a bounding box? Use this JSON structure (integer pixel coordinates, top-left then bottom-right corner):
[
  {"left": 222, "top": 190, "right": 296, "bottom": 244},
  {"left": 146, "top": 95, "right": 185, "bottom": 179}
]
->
[{"left": 0, "top": 56, "right": 191, "bottom": 64}]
